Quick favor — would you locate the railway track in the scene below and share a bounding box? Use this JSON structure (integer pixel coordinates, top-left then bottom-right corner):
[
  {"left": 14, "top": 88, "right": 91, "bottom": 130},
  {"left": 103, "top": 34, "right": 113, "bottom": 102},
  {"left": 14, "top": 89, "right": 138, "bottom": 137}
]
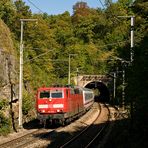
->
[
  {"left": 0, "top": 128, "right": 55, "bottom": 148},
  {"left": 0, "top": 103, "right": 100, "bottom": 148},
  {"left": 0, "top": 103, "right": 118, "bottom": 148},
  {"left": 59, "top": 103, "right": 110, "bottom": 148}
]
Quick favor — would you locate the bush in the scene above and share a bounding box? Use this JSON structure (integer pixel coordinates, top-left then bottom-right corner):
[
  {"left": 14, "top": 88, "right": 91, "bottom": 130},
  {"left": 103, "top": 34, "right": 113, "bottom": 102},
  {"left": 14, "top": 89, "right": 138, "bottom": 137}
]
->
[
  {"left": 0, "top": 99, "right": 9, "bottom": 110},
  {"left": 22, "top": 91, "right": 34, "bottom": 115},
  {"left": 0, "top": 112, "right": 11, "bottom": 135}
]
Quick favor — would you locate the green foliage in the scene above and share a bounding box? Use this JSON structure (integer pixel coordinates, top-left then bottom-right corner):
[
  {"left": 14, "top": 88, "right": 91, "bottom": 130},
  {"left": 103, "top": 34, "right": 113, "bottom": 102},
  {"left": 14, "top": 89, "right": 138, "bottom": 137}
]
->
[
  {"left": 0, "top": 99, "right": 9, "bottom": 110},
  {"left": 22, "top": 90, "right": 34, "bottom": 115},
  {"left": 14, "top": 0, "right": 32, "bottom": 16},
  {"left": 0, "top": 112, "right": 11, "bottom": 135},
  {"left": 0, "top": 0, "right": 16, "bottom": 26}
]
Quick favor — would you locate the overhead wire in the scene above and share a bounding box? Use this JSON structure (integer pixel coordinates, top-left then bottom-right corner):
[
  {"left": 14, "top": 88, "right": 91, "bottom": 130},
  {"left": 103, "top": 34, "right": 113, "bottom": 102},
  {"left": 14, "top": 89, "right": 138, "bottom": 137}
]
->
[
  {"left": 24, "top": 39, "right": 128, "bottom": 64},
  {"left": 24, "top": 49, "right": 54, "bottom": 63},
  {"left": 98, "top": 0, "right": 105, "bottom": 9},
  {"left": 26, "top": 0, "right": 127, "bottom": 49},
  {"left": 24, "top": 0, "right": 129, "bottom": 63},
  {"left": 27, "top": 0, "right": 44, "bottom": 14}
]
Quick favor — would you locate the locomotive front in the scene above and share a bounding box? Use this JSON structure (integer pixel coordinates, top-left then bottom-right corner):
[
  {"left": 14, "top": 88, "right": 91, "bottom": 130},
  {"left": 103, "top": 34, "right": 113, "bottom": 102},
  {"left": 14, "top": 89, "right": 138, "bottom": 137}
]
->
[{"left": 36, "top": 87, "right": 67, "bottom": 125}]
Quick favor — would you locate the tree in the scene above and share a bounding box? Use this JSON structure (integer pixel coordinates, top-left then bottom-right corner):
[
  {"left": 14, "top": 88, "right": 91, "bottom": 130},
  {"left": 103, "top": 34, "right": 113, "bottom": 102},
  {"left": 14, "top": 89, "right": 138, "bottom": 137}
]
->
[
  {"left": 127, "top": 0, "right": 148, "bottom": 124},
  {"left": 0, "top": 0, "right": 16, "bottom": 28}
]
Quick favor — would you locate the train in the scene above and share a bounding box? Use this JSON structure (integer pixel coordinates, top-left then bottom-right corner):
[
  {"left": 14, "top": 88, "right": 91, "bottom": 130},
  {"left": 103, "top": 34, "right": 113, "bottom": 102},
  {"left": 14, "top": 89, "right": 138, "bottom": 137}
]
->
[{"left": 36, "top": 85, "right": 94, "bottom": 126}]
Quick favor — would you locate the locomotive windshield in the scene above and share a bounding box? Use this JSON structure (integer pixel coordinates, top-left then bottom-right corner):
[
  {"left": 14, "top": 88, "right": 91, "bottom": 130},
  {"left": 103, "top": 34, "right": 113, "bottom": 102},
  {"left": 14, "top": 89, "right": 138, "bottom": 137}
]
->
[
  {"left": 39, "top": 90, "right": 63, "bottom": 99},
  {"left": 40, "top": 91, "right": 50, "bottom": 98},
  {"left": 51, "top": 90, "right": 63, "bottom": 98}
]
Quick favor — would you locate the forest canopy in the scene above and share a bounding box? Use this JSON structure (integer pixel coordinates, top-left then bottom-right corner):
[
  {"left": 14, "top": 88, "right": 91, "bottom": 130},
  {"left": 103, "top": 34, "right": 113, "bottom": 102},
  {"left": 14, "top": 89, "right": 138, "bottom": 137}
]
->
[{"left": 0, "top": 0, "right": 148, "bottom": 146}]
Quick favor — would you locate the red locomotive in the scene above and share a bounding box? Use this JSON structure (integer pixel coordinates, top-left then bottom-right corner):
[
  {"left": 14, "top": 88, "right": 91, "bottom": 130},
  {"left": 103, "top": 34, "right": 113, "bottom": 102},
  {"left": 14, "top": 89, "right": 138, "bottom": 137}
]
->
[{"left": 36, "top": 85, "right": 94, "bottom": 126}]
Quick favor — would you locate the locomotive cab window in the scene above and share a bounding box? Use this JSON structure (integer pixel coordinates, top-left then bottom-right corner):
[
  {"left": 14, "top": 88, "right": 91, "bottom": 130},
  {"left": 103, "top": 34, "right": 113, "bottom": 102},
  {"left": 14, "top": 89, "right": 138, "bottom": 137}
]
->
[
  {"left": 40, "top": 91, "right": 50, "bottom": 98},
  {"left": 50, "top": 90, "right": 63, "bottom": 98}
]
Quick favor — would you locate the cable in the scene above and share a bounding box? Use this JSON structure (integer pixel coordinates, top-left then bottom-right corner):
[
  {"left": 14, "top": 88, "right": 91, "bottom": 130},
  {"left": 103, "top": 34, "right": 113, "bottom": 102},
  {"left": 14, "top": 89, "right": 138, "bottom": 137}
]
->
[
  {"left": 27, "top": 0, "right": 44, "bottom": 14},
  {"left": 24, "top": 39, "right": 128, "bottom": 64},
  {"left": 24, "top": 49, "right": 54, "bottom": 63},
  {"left": 98, "top": 0, "right": 105, "bottom": 9}
]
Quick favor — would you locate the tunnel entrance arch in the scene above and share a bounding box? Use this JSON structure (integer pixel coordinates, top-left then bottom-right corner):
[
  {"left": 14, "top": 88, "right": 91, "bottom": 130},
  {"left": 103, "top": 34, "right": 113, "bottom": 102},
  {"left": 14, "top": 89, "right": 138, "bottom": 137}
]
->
[
  {"left": 84, "top": 81, "right": 110, "bottom": 102},
  {"left": 73, "top": 75, "right": 112, "bottom": 102}
]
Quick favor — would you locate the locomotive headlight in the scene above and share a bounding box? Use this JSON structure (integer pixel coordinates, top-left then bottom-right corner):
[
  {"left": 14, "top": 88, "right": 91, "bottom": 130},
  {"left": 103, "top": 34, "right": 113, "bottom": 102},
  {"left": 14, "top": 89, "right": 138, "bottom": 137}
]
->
[
  {"left": 57, "top": 109, "right": 60, "bottom": 112},
  {"left": 56, "top": 109, "right": 63, "bottom": 113}
]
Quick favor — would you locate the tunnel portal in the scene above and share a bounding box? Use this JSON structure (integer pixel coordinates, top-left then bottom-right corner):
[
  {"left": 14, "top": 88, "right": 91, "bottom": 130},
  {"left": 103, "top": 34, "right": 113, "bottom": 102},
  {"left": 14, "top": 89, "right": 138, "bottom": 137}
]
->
[
  {"left": 74, "top": 75, "right": 111, "bottom": 102},
  {"left": 84, "top": 81, "right": 110, "bottom": 102}
]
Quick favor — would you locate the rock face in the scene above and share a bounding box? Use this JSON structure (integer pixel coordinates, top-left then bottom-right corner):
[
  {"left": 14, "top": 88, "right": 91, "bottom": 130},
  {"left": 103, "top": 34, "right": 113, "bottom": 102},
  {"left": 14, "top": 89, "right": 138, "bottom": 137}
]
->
[
  {"left": 0, "top": 19, "right": 18, "bottom": 129},
  {"left": 0, "top": 19, "right": 18, "bottom": 100}
]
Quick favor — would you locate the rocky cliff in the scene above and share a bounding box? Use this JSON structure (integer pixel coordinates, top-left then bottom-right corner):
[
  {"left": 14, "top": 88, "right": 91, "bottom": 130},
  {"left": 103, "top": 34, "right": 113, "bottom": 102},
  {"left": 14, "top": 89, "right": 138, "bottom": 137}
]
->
[{"left": 0, "top": 19, "right": 18, "bottom": 130}]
